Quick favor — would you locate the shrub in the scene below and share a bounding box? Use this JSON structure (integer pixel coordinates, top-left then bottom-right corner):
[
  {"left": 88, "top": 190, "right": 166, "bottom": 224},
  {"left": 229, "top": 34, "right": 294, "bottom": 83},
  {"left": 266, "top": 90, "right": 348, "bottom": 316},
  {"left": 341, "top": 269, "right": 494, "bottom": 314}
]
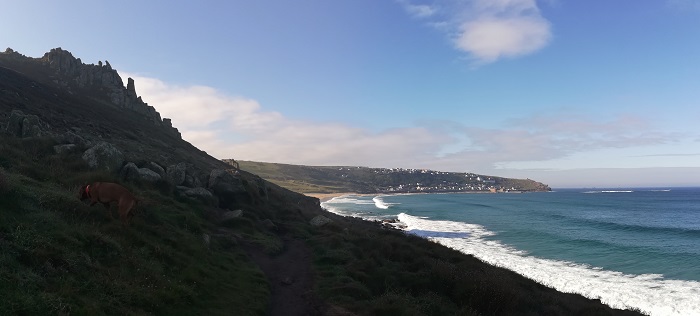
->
[
  {"left": 21, "top": 136, "right": 57, "bottom": 157},
  {"left": 0, "top": 167, "right": 8, "bottom": 194}
]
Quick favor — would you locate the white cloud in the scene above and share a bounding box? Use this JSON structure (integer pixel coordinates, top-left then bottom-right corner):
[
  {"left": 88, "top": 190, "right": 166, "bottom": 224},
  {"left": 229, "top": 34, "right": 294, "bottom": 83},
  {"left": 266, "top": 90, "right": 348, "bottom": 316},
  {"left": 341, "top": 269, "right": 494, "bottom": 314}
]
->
[
  {"left": 400, "top": 2, "right": 438, "bottom": 18},
  {"left": 399, "top": 0, "right": 552, "bottom": 64},
  {"left": 456, "top": 15, "right": 550, "bottom": 63},
  {"left": 124, "top": 74, "right": 682, "bottom": 177},
  {"left": 125, "top": 73, "right": 454, "bottom": 167},
  {"left": 413, "top": 113, "right": 677, "bottom": 173}
]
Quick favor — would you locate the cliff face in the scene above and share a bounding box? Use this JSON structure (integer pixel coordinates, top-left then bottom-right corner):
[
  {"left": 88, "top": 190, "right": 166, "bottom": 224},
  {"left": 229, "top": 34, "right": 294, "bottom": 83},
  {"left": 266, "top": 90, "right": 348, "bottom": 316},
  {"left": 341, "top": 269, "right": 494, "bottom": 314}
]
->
[{"left": 0, "top": 47, "right": 179, "bottom": 137}]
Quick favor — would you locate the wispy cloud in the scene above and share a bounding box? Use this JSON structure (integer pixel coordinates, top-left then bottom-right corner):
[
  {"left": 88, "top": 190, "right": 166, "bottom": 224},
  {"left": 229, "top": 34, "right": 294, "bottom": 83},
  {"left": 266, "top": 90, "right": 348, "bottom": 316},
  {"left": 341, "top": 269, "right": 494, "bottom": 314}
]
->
[
  {"left": 634, "top": 153, "right": 700, "bottom": 157},
  {"left": 126, "top": 74, "right": 678, "bottom": 174},
  {"left": 398, "top": 0, "right": 438, "bottom": 18},
  {"left": 667, "top": 0, "right": 700, "bottom": 11},
  {"left": 125, "top": 73, "right": 454, "bottom": 167},
  {"left": 399, "top": 0, "right": 552, "bottom": 64},
  {"left": 412, "top": 113, "right": 676, "bottom": 172}
]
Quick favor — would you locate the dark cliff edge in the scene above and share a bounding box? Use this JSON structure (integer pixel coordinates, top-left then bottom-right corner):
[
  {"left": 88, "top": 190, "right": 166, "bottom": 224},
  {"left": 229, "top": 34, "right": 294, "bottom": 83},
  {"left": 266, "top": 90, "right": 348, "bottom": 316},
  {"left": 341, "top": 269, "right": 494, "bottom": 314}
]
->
[
  {"left": 0, "top": 48, "right": 641, "bottom": 316},
  {"left": 0, "top": 47, "right": 179, "bottom": 135}
]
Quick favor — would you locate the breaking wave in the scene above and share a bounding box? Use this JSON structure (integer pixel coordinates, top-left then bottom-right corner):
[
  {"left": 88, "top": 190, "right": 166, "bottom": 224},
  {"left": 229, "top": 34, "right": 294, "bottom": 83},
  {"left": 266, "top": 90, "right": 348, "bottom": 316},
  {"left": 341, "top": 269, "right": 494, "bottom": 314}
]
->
[{"left": 397, "top": 213, "right": 700, "bottom": 315}]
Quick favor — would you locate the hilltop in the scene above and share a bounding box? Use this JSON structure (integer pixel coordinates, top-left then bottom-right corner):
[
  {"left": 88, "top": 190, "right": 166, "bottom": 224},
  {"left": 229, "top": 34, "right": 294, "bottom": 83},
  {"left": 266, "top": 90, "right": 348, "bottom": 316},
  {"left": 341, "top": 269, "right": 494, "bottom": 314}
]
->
[
  {"left": 0, "top": 48, "right": 638, "bottom": 315},
  {"left": 232, "top": 160, "right": 550, "bottom": 194}
]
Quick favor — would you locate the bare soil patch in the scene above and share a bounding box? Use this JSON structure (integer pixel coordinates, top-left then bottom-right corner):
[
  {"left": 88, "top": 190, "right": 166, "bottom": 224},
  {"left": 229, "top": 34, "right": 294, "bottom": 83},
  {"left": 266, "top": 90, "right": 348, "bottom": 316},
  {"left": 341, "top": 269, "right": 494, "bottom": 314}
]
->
[{"left": 244, "top": 237, "right": 319, "bottom": 316}]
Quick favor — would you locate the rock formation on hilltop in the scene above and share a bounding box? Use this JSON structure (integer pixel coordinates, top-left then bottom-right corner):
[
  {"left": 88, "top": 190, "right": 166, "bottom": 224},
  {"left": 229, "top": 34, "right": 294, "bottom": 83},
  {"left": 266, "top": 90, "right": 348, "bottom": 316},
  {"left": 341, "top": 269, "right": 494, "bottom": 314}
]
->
[{"left": 0, "top": 47, "right": 179, "bottom": 137}]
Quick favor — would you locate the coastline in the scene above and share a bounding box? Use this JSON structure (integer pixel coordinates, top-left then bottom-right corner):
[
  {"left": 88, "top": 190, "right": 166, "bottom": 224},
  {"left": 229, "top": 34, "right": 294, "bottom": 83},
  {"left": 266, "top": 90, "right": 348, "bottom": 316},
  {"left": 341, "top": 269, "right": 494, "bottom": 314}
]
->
[
  {"left": 306, "top": 190, "right": 506, "bottom": 203},
  {"left": 317, "top": 191, "right": 698, "bottom": 315},
  {"left": 305, "top": 192, "right": 360, "bottom": 202}
]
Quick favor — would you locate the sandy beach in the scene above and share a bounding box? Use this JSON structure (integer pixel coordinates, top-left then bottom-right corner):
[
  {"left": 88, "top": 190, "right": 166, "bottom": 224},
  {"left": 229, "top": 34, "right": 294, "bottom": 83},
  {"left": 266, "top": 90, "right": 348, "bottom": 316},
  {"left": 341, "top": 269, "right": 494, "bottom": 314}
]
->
[{"left": 304, "top": 192, "right": 356, "bottom": 202}]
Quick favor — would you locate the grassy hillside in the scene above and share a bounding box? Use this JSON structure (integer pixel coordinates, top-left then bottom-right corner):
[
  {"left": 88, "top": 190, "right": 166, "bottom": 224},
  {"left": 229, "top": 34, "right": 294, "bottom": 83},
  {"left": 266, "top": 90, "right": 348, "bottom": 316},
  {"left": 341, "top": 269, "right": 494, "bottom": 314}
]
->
[
  {"left": 0, "top": 136, "right": 271, "bottom": 315},
  {"left": 0, "top": 138, "right": 641, "bottom": 315},
  {"left": 0, "top": 49, "right": 641, "bottom": 316},
  {"left": 236, "top": 160, "right": 551, "bottom": 194}
]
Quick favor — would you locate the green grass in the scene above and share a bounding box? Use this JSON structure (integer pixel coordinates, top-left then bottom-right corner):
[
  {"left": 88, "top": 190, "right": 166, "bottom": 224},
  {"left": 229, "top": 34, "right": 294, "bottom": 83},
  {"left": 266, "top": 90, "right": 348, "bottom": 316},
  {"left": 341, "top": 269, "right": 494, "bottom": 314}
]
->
[
  {"left": 236, "top": 160, "right": 550, "bottom": 194},
  {"left": 300, "top": 215, "right": 642, "bottom": 316},
  {"left": 0, "top": 136, "right": 270, "bottom": 315},
  {"left": 0, "top": 137, "right": 637, "bottom": 316}
]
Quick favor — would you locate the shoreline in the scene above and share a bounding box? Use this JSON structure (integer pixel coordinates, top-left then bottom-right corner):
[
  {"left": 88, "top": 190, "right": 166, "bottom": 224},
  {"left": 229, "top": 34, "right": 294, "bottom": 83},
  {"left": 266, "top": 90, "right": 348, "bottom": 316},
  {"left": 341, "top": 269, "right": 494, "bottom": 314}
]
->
[
  {"left": 314, "top": 191, "right": 696, "bottom": 315},
  {"left": 306, "top": 190, "right": 510, "bottom": 202},
  {"left": 305, "top": 192, "right": 364, "bottom": 202}
]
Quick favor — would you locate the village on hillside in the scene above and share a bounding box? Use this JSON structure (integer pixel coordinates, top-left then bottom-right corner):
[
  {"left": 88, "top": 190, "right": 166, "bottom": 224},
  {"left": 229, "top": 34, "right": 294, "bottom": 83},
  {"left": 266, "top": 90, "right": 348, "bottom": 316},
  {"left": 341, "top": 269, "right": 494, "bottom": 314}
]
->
[{"left": 340, "top": 167, "right": 537, "bottom": 193}]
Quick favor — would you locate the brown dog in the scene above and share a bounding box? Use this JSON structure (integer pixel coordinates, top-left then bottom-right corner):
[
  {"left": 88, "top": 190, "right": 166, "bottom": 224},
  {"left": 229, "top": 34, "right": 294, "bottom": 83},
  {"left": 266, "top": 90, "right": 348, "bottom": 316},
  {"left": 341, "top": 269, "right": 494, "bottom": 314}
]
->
[{"left": 79, "top": 182, "right": 138, "bottom": 225}]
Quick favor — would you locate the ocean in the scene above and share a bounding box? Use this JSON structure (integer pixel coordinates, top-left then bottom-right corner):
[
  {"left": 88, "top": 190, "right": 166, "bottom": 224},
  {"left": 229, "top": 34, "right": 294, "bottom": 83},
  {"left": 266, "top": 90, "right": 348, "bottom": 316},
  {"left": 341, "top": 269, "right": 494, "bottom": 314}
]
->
[{"left": 321, "top": 188, "right": 700, "bottom": 316}]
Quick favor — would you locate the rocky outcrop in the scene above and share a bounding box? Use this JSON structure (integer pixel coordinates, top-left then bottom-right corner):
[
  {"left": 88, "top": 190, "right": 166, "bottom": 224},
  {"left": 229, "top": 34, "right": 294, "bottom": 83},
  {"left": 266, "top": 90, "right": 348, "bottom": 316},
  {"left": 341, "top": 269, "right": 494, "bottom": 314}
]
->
[
  {"left": 176, "top": 186, "right": 215, "bottom": 204},
  {"left": 0, "top": 48, "right": 180, "bottom": 137},
  {"left": 251, "top": 176, "right": 269, "bottom": 201},
  {"left": 166, "top": 162, "right": 187, "bottom": 186},
  {"left": 183, "top": 165, "right": 203, "bottom": 188},
  {"left": 4, "top": 110, "right": 49, "bottom": 138},
  {"left": 145, "top": 162, "right": 166, "bottom": 179},
  {"left": 176, "top": 186, "right": 214, "bottom": 201},
  {"left": 53, "top": 144, "right": 77, "bottom": 154},
  {"left": 81, "top": 142, "right": 124, "bottom": 172},
  {"left": 55, "top": 131, "right": 90, "bottom": 148},
  {"left": 208, "top": 169, "right": 249, "bottom": 208},
  {"left": 139, "top": 168, "right": 161, "bottom": 182},
  {"left": 221, "top": 209, "right": 243, "bottom": 222},
  {"left": 43, "top": 48, "right": 166, "bottom": 126},
  {"left": 120, "top": 162, "right": 140, "bottom": 181},
  {"left": 162, "top": 118, "right": 181, "bottom": 138},
  {"left": 121, "top": 162, "right": 161, "bottom": 183},
  {"left": 166, "top": 162, "right": 203, "bottom": 187},
  {"left": 21, "top": 115, "right": 44, "bottom": 137},
  {"left": 310, "top": 215, "right": 333, "bottom": 227},
  {"left": 179, "top": 186, "right": 213, "bottom": 198}
]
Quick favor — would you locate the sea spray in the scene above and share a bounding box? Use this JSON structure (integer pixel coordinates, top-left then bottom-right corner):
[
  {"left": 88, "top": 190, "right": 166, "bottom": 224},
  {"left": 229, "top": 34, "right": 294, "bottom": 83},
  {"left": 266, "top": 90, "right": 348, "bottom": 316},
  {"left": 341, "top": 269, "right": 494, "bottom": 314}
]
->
[
  {"left": 397, "top": 213, "right": 700, "bottom": 315},
  {"left": 372, "top": 196, "right": 395, "bottom": 209},
  {"left": 322, "top": 191, "right": 700, "bottom": 315}
]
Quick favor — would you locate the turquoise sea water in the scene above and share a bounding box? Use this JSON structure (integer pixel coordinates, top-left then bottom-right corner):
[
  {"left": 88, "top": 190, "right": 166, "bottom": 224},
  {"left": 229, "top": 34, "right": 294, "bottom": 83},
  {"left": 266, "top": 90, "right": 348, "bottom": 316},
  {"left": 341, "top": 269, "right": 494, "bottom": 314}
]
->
[{"left": 321, "top": 188, "right": 700, "bottom": 316}]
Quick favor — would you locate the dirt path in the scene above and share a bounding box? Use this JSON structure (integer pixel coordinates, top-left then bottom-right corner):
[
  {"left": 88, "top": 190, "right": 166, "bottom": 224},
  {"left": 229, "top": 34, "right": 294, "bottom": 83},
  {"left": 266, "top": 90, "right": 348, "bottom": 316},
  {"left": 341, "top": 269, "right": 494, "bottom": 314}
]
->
[{"left": 245, "top": 237, "right": 318, "bottom": 316}]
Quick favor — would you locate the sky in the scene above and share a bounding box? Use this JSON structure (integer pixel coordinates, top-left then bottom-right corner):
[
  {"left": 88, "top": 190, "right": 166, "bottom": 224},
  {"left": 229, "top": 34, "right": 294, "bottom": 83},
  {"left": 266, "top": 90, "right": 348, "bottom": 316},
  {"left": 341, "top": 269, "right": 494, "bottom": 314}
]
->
[{"left": 1, "top": 0, "right": 700, "bottom": 188}]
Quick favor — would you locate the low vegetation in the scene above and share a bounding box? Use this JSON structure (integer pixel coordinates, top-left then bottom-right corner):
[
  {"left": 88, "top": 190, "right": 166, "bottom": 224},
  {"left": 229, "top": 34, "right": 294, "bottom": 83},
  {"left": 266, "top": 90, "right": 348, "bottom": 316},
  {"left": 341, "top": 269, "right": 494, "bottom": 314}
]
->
[
  {"left": 235, "top": 160, "right": 550, "bottom": 194},
  {"left": 0, "top": 133, "right": 643, "bottom": 315},
  {"left": 305, "top": 214, "right": 644, "bottom": 316},
  {"left": 0, "top": 134, "right": 271, "bottom": 315},
  {"left": 0, "top": 48, "right": 640, "bottom": 315}
]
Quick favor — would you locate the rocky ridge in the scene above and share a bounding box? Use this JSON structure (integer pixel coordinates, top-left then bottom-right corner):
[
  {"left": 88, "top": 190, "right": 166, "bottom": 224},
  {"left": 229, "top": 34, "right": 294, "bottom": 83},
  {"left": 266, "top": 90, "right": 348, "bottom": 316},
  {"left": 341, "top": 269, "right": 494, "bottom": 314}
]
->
[
  {"left": 3, "top": 108, "right": 258, "bottom": 210},
  {"left": 0, "top": 47, "right": 179, "bottom": 137},
  {"left": 0, "top": 48, "right": 278, "bottom": 213}
]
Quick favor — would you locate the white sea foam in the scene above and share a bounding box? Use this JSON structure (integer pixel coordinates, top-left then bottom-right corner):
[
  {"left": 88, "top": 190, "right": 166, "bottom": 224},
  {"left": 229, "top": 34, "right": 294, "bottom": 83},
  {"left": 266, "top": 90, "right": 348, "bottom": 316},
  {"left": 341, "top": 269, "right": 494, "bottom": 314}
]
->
[
  {"left": 321, "top": 196, "right": 396, "bottom": 221},
  {"left": 397, "top": 213, "right": 700, "bottom": 316},
  {"left": 583, "top": 190, "right": 634, "bottom": 194},
  {"left": 325, "top": 196, "right": 375, "bottom": 205},
  {"left": 321, "top": 196, "right": 370, "bottom": 216},
  {"left": 372, "top": 195, "right": 398, "bottom": 209}
]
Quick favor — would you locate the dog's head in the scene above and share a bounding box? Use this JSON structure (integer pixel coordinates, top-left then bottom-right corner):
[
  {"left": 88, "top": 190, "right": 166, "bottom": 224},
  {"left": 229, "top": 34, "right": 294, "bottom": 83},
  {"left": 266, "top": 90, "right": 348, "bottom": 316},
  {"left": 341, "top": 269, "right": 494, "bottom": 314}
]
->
[{"left": 78, "top": 185, "right": 89, "bottom": 200}]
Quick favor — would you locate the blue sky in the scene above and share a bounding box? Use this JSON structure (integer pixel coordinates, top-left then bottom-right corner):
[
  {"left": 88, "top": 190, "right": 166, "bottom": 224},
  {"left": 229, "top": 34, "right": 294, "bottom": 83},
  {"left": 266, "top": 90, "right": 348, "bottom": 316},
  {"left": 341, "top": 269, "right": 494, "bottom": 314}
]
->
[{"left": 2, "top": 0, "right": 700, "bottom": 188}]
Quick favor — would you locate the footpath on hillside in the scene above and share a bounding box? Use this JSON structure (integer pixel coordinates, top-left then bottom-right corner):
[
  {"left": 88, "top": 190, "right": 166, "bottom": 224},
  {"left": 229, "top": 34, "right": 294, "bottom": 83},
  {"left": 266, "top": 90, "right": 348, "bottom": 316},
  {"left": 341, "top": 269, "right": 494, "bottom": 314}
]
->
[{"left": 244, "top": 236, "right": 319, "bottom": 316}]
